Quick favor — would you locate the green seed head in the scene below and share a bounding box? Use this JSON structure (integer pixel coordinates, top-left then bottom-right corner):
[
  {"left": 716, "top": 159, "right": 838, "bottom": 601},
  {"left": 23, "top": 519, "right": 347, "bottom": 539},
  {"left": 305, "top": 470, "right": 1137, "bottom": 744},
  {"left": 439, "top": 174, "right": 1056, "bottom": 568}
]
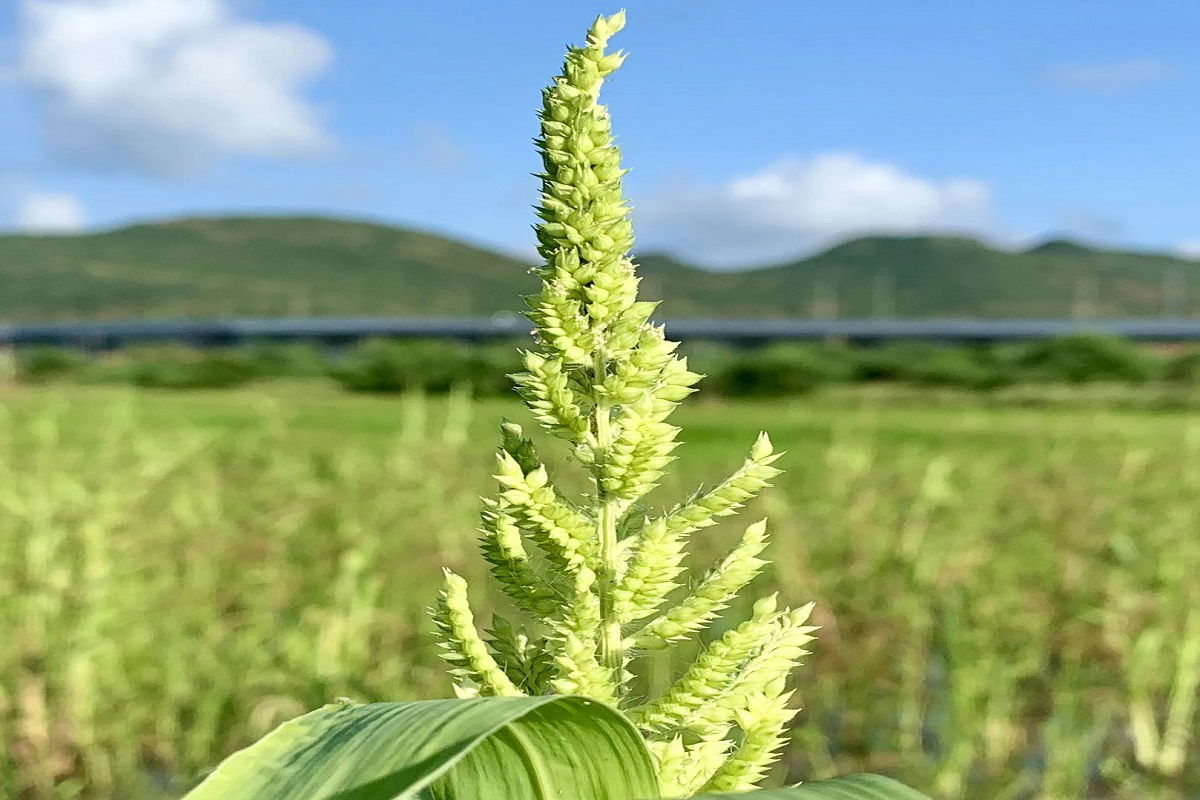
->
[{"left": 431, "top": 12, "right": 814, "bottom": 793}]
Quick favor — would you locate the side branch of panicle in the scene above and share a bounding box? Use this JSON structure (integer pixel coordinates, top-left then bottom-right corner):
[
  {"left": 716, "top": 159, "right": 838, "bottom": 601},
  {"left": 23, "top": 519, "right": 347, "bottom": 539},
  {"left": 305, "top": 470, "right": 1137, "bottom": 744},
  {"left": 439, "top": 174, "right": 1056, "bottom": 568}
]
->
[
  {"left": 627, "top": 520, "right": 772, "bottom": 650},
  {"left": 431, "top": 571, "right": 523, "bottom": 698},
  {"left": 661, "top": 433, "right": 782, "bottom": 536}
]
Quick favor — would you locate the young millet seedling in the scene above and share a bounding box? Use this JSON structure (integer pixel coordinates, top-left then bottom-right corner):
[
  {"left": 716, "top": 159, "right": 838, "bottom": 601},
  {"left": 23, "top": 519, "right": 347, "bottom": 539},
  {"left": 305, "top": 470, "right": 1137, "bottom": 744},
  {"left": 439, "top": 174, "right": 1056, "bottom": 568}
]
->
[{"left": 432, "top": 12, "right": 816, "bottom": 796}]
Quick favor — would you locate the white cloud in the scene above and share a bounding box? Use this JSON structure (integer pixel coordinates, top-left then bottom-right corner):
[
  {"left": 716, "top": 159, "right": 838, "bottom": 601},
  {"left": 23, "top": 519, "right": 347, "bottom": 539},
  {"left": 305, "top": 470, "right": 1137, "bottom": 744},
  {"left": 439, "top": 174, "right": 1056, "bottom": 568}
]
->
[
  {"left": 1178, "top": 240, "right": 1200, "bottom": 260},
  {"left": 636, "top": 152, "right": 992, "bottom": 267},
  {"left": 1042, "top": 58, "right": 1170, "bottom": 92},
  {"left": 15, "top": 191, "right": 85, "bottom": 232},
  {"left": 14, "top": 0, "right": 333, "bottom": 176}
]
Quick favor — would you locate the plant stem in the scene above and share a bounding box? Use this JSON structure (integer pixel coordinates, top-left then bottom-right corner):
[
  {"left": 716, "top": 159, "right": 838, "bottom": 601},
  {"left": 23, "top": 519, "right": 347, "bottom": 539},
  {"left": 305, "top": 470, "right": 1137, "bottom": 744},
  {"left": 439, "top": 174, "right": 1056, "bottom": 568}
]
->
[
  {"left": 593, "top": 350, "right": 623, "bottom": 681},
  {"left": 1157, "top": 606, "right": 1200, "bottom": 776}
]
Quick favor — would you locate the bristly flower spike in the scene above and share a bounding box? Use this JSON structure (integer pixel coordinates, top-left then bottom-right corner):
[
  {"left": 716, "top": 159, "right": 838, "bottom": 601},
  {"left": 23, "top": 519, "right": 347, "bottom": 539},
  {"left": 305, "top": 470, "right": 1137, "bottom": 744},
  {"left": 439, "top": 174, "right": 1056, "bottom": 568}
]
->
[{"left": 430, "top": 11, "right": 816, "bottom": 794}]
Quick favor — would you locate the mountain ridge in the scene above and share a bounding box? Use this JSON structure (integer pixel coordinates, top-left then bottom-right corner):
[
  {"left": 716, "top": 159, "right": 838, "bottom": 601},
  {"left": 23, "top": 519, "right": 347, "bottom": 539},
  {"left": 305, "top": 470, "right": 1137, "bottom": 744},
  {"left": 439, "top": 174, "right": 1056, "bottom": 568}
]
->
[{"left": 1, "top": 214, "right": 1197, "bottom": 321}]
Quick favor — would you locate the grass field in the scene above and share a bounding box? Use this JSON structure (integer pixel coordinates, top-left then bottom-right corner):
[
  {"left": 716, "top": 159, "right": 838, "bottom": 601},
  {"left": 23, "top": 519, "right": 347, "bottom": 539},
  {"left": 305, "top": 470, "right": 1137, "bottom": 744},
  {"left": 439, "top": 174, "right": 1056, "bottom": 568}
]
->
[{"left": 1, "top": 383, "right": 1197, "bottom": 799}]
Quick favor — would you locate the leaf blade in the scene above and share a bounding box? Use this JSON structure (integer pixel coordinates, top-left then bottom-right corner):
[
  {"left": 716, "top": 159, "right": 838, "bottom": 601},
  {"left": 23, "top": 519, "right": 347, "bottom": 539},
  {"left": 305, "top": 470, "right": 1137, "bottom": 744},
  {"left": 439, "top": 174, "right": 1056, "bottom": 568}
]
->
[
  {"left": 183, "top": 696, "right": 661, "bottom": 800},
  {"left": 684, "top": 774, "right": 931, "bottom": 800}
]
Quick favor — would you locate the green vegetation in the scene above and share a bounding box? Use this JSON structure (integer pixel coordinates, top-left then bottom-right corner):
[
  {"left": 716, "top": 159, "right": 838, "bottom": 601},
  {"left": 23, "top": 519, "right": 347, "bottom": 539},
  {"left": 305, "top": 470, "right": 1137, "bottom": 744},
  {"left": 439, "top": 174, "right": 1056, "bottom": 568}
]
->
[
  {"left": 16, "top": 336, "right": 1200, "bottom": 401},
  {"left": 1013, "top": 334, "right": 1160, "bottom": 384},
  {"left": 331, "top": 339, "right": 522, "bottom": 395},
  {"left": 3, "top": 222, "right": 1200, "bottom": 322},
  {"left": 1, "top": 384, "right": 1197, "bottom": 798},
  {"left": 16, "top": 343, "right": 325, "bottom": 390}
]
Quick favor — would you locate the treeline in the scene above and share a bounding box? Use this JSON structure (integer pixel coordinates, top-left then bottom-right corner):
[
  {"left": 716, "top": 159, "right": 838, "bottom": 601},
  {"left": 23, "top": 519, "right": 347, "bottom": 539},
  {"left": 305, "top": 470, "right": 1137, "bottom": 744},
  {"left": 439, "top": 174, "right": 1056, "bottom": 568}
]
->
[{"left": 10, "top": 334, "right": 1200, "bottom": 395}]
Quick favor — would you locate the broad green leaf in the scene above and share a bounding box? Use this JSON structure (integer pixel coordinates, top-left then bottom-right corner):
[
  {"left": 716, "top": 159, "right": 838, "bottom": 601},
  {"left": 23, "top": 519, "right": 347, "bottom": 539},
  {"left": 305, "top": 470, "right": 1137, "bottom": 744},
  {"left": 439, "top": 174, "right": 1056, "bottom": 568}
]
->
[
  {"left": 182, "top": 696, "right": 661, "bottom": 800},
  {"left": 686, "top": 774, "right": 931, "bottom": 799}
]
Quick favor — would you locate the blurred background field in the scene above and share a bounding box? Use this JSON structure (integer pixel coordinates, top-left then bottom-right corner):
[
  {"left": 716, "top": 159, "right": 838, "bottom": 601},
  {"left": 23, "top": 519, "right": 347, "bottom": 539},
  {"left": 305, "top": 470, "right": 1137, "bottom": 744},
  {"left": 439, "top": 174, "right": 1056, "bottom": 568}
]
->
[
  {"left": 1, "top": 382, "right": 1196, "bottom": 799},
  {"left": 1, "top": 3, "right": 1197, "bottom": 798},
  {"left": 12, "top": 332, "right": 1200, "bottom": 401}
]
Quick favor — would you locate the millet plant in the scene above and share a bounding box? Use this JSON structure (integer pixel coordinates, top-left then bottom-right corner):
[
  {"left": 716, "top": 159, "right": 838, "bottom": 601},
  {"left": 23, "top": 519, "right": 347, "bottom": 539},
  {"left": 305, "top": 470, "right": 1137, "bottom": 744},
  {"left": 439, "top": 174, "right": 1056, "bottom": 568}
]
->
[{"left": 430, "top": 12, "right": 815, "bottom": 796}]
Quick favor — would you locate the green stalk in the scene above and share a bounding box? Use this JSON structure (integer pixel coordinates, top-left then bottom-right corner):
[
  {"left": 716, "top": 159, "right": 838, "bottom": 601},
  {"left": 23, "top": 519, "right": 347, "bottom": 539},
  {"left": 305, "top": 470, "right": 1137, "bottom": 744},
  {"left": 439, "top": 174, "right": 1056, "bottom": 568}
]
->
[
  {"left": 594, "top": 350, "right": 623, "bottom": 678},
  {"left": 1157, "top": 606, "right": 1200, "bottom": 776}
]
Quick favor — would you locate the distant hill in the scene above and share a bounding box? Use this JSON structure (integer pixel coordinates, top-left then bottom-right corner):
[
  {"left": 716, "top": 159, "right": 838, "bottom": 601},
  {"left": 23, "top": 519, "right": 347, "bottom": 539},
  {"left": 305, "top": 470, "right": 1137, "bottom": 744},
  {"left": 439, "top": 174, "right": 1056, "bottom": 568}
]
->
[
  {"left": 1, "top": 215, "right": 1197, "bottom": 321},
  {"left": 0, "top": 216, "right": 536, "bottom": 321},
  {"left": 638, "top": 236, "right": 1199, "bottom": 319}
]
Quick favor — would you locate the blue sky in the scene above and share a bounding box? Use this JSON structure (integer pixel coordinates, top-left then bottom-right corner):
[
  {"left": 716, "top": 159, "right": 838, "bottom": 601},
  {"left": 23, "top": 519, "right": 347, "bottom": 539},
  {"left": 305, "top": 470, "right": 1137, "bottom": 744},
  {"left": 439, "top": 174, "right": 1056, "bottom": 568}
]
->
[{"left": 0, "top": 0, "right": 1196, "bottom": 267}]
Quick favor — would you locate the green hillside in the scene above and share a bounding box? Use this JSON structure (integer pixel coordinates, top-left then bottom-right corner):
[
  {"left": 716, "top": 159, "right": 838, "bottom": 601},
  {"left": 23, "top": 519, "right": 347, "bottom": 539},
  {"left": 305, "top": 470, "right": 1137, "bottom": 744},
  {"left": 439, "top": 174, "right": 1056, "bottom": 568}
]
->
[
  {"left": 1, "top": 215, "right": 1197, "bottom": 321},
  {"left": 638, "top": 236, "right": 1200, "bottom": 319},
  {"left": 0, "top": 216, "right": 536, "bottom": 321}
]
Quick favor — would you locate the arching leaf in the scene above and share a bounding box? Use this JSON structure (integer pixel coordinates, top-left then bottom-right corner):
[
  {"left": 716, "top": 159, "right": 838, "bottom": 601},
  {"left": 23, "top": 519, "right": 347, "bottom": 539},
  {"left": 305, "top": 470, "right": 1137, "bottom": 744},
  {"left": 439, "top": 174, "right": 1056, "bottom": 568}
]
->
[
  {"left": 182, "top": 696, "right": 661, "bottom": 800},
  {"left": 686, "top": 774, "right": 930, "bottom": 799}
]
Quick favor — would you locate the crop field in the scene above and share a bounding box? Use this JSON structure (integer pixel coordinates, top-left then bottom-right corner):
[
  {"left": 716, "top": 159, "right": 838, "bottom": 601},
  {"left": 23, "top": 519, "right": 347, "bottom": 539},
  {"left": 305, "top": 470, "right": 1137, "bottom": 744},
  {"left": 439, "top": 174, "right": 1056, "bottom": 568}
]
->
[{"left": 1, "top": 383, "right": 1197, "bottom": 800}]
